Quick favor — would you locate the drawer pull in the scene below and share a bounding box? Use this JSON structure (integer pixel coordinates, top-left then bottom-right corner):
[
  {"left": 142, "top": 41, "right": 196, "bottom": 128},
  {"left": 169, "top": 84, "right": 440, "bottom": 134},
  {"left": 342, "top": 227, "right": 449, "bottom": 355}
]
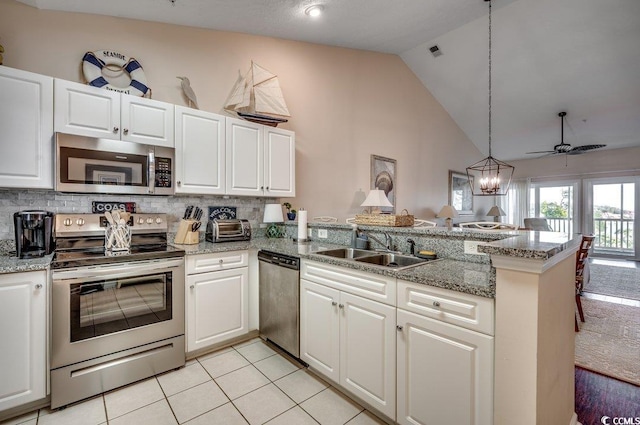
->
[
  {"left": 433, "top": 301, "right": 441, "bottom": 307},
  {"left": 35, "top": 284, "right": 43, "bottom": 289},
  {"left": 219, "top": 259, "right": 224, "bottom": 264}
]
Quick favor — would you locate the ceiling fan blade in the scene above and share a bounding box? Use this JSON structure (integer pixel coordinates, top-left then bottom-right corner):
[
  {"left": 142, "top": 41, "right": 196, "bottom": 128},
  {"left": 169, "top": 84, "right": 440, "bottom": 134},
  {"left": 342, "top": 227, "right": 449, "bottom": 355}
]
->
[
  {"left": 568, "top": 144, "right": 607, "bottom": 153},
  {"left": 526, "top": 150, "right": 555, "bottom": 154},
  {"left": 567, "top": 145, "right": 606, "bottom": 155}
]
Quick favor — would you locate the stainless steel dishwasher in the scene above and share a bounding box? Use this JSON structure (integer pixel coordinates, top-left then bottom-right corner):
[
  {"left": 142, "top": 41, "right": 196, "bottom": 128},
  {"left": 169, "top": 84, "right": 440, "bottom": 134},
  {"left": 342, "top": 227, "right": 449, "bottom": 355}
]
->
[{"left": 258, "top": 250, "right": 300, "bottom": 358}]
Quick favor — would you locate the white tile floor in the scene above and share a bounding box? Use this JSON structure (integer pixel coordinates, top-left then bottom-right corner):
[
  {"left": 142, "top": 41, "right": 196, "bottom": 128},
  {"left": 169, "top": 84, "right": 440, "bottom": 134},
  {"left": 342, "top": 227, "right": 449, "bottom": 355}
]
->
[{"left": 1, "top": 339, "right": 386, "bottom": 425}]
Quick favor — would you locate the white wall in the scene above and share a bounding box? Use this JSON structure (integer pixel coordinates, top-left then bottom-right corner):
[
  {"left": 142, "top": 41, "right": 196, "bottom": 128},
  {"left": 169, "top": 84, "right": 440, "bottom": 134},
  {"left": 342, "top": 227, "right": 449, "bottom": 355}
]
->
[{"left": 0, "top": 0, "right": 492, "bottom": 222}]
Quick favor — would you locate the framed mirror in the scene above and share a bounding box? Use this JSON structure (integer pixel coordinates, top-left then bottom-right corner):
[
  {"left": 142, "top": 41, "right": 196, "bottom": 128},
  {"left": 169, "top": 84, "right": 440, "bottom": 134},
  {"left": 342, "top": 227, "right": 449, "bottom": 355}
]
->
[{"left": 449, "top": 170, "right": 474, "bottom": 215}]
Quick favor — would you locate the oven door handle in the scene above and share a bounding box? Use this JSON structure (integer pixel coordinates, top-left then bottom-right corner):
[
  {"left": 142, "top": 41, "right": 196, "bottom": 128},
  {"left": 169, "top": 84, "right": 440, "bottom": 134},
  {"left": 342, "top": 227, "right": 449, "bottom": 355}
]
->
[{"left": 52, "top": 258, "right": 184, "bottom": 281}]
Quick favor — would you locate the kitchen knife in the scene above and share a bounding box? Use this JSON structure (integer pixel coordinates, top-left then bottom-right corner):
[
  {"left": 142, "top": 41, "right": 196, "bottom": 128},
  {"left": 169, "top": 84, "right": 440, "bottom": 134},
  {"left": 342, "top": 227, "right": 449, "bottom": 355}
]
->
[
  {"left": 194, "top": 207, "right": 203, "bottom": 221},
  {"left": 184, "top": 205, "right": 194, "bottom": 220}
]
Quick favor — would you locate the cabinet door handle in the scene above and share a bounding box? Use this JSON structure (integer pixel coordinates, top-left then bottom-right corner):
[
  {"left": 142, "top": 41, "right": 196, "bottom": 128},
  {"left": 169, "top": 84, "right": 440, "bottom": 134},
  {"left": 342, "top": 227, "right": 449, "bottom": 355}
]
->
[
  {"left": 123, "top": 128, "right": 129, "bottom": 135},
  {"left": 113, "top": 127, "right": 119, "bottom": 134},
  {"left": 338, "top": 304, "right": 344, "bottom": 309},
  {"left": 260, "top": 186, "right": 264, "bottom": 190},
  {"left": 331, "top": 301, "right": 337, "bottom": 306},
  {"left": 190, "top": 285, "right": 195, "bottom": 289},
  {"left": 396, "top": 325, "right": 403, "bottom": 331},
  {"left": 35, "top": 284, "right": 43, "bottom": 289},
  {"left": 177, "top": 181, "right": 182, "bottom": 186},
  {"left": 266, "top": 186, "right": 269, "bottom": 190},
  {"left": 433, "top": 301, "right": 441, "bottom": 307}
]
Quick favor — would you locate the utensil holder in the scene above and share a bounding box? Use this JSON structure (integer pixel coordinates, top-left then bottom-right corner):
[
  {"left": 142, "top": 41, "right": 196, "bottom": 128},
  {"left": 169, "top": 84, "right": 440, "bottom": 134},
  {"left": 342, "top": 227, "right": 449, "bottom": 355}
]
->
[
  {"left": 174, "top": 219, "right": 200, "bottom": 245},
  {"left": 105, "top": 223, "right": 131, "bottom": 254}
]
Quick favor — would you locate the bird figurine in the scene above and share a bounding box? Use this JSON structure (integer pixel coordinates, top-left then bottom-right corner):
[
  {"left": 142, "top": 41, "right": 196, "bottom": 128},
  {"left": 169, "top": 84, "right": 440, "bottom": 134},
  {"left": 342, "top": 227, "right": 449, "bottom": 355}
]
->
[{"left": 177, "top": 76, "right": 199, "bottom": 109}]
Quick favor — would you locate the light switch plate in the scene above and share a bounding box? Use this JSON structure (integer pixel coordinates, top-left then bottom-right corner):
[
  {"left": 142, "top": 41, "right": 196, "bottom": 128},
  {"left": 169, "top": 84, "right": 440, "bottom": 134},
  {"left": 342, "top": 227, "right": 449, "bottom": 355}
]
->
[{"left": 318, "top": 229, "right": 328, "bottom": 239}]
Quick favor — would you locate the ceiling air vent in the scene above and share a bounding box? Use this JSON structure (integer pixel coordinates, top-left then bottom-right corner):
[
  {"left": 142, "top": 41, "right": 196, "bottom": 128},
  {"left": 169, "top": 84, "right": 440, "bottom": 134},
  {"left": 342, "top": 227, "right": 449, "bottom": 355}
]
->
[{"left": 429, "top": 45, "right": 443, "bottom": 57}]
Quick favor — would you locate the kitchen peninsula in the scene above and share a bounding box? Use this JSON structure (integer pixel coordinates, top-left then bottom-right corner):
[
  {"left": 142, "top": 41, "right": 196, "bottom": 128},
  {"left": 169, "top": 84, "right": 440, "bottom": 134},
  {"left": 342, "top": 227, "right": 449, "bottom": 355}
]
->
[
  {"left": 0, "top": 226, "right": 580, "bottom": 425},
  {"left": 174, "top": 224, "right": 581, "bottom": 425}
]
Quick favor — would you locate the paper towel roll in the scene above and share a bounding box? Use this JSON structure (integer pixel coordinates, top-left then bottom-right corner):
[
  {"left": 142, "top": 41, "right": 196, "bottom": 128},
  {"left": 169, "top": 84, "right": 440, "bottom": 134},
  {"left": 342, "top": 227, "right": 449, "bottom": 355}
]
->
[{"left": 297, "top": 209, "right": 308, "bottom": 241}]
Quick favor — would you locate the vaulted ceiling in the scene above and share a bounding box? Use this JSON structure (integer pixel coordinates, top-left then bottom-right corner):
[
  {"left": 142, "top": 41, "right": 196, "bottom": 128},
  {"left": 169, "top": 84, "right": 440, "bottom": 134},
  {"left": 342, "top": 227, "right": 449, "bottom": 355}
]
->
[{"left": 17, "top": 0, "right": 640, "bottom": 160}]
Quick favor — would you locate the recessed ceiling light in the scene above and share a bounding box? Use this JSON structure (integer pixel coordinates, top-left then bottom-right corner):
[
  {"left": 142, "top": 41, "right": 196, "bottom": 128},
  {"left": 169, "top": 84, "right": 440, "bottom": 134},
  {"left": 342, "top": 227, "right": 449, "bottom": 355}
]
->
[{"left": 305, "top": 5, "right": 324, "bottom": 18}]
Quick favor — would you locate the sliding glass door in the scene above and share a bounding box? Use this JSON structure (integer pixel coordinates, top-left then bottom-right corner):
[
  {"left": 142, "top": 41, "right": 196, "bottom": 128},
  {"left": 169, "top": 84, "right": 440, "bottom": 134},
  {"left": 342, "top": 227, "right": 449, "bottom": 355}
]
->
[
  {"left": 529, "top": 181, "right": 579, "bottom": 234},
  {"left": 585, "top": 177, "right": 638, "bottom": 259}
]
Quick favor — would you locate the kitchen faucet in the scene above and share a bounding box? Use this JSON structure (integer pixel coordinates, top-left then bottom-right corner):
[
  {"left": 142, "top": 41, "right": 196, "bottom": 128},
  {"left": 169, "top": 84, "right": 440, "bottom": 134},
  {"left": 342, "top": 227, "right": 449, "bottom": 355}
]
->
[{"left": 360, "top": 231, "right": 394, "bottom": 252}]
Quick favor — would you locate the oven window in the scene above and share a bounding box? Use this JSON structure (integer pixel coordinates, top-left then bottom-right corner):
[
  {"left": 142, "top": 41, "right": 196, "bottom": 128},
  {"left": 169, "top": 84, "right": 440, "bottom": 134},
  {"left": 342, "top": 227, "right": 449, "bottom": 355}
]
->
[{"left": 69, "top": 271, "right": 172, "bottom": 342}]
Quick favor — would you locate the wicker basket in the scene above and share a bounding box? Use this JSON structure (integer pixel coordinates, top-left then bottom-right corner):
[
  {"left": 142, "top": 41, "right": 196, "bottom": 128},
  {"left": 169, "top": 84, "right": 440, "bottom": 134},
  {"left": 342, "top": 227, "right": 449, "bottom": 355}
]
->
[{"left": 354, "top": 209, "right": 414, "bottom": 227}]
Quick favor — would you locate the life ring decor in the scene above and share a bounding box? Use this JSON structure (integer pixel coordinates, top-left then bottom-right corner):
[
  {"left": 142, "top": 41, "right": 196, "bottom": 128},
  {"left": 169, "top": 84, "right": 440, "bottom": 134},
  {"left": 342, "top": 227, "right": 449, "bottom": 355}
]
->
[{"left": 82, "top": 50, "right": 150, "bottom": 97}]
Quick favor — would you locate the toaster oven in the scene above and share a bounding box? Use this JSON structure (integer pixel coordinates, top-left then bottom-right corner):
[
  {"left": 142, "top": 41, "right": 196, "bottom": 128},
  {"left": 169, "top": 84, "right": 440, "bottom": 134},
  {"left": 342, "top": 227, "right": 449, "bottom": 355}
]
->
[{"left": 206, "top": 219, "right": 252, "bottom": 243}]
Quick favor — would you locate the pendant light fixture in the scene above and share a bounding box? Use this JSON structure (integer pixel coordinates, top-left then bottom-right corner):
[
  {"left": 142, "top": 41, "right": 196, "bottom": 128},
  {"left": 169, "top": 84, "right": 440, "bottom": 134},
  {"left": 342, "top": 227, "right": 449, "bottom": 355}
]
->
[{"left": 466, "top": 0, "right": 514, "bottom": 196}]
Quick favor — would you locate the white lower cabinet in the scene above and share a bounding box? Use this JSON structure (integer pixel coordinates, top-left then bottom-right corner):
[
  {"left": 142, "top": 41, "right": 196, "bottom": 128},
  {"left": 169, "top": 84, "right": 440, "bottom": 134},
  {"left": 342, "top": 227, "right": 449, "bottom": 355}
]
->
[
  {"left": 396, "top": 306, "right": 494, "bottom": 425},
  {"left": 186, "top": 251, "right": 248, "bottom": 353},
  {"left": 300, "top": 272, "right": 396, "bottom": 419},
  {"left": 0, "top": 271, "right": 47, "bottom": 412}
]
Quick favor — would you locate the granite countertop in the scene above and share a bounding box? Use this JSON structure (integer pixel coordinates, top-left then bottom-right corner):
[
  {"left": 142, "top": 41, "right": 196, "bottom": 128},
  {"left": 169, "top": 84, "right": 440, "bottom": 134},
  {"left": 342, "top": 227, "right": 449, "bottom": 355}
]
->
[
  {"left": 0, "top": 231, "right": 578, "bottom": 298},
  {"left": 175, "top": 237, "right": 495, "bottom": 298},
  {"left": 478, "top": 230, "right": 580, "bottom": 260},
  {"left": 0, "top": 251, "right": 53, "bottom": 274}
]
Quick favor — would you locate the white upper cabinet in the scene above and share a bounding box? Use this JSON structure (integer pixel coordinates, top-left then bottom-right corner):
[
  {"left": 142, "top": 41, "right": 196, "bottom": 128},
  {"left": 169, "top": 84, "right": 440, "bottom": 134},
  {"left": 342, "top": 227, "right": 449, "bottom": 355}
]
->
[
  {"left": 54, "top": 79, "right": 174, "bottom": 147},
  {"left": 225, "top": 117, "right": 295, "bottom": 197},
  {"left": 0, "top": 66, "right": 53, "bottom": 189},
  {"left": 120, "top": 95, "right": 174, "bottom": 147},
  {"left": 174, "top": 106, "right": 226, "bottom": 194},
  {"left": 264, "top": 126, "right": 295, "bottom": 197}
]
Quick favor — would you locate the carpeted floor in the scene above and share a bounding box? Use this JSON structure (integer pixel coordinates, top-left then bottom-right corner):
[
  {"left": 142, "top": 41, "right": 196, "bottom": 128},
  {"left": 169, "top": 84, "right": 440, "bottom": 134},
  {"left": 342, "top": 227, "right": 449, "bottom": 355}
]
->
[
  {"left": 575, "top": 298, "right": 640, "bottom": 386},
  {"left": 583, "top": 262, "right": 640, "bottom": 301}
]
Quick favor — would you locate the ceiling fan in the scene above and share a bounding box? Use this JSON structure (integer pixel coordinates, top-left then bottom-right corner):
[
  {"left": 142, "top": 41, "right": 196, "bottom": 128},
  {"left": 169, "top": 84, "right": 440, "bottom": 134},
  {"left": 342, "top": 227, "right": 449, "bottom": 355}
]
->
[{"left": 526, "top": 111, "right": 607, "bottom": 156}]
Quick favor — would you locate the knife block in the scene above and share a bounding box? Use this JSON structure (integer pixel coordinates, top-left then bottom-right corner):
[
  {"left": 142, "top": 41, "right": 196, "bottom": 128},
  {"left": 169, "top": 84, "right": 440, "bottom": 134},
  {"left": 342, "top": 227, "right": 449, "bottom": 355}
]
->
[{"left": 174, "top": 219, "right": 200, "bottom": 245}]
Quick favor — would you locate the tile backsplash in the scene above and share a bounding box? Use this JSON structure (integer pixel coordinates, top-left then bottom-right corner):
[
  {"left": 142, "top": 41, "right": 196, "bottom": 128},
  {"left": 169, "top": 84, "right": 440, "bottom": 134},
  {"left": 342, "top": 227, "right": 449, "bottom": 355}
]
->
[{"left": 0, "top": 189, "right": 275, "bottom": 241}]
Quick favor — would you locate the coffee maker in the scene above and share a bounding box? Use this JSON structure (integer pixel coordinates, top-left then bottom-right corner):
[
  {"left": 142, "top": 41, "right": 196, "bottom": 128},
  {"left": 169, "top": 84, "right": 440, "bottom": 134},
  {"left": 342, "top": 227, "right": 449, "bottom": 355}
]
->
[{"left": 14, "top": 211, "right": 55, "bottom": 259}]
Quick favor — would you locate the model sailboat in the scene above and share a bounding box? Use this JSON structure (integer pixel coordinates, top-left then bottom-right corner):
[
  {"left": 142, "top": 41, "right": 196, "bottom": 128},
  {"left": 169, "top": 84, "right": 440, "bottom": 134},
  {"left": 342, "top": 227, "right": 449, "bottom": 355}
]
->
[{"left": 224, "top": 61, "right": 290, "bottom": 126}]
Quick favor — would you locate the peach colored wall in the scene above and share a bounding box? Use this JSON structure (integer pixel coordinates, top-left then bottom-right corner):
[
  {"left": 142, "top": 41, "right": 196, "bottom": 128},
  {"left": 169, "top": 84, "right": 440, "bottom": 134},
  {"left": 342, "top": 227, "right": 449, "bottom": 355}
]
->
[
  {"left": 0, "top": 0, "right": 491, "bottom": 220},
  {"left": 510, "top": 146, "right": 640, "bottom": 180}
]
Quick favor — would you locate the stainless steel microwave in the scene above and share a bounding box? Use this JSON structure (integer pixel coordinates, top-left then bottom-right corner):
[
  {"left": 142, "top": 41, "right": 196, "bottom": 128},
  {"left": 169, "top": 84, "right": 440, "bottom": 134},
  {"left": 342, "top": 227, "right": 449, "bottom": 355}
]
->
[{"left": 55, "top": 133, "right": 174, "bottom": 195}]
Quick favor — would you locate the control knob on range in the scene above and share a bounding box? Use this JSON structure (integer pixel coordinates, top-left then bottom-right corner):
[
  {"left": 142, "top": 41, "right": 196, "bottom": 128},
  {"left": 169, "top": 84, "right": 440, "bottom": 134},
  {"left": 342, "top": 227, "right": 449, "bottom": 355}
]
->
[
  {"left": 138, "top": 217, "right": 145, "bottom": 225},
  {"left": 64, "top": 218, "right": 73, "bottom": 226},
  {"left": 76, "top": 218, "right": 85, "bottom": 226},
  {"left": 146, "top": 218, "right": 153, "bottom": 224},
  {"left": 155, "top": 217, "right": 163, "bottom": 224}
]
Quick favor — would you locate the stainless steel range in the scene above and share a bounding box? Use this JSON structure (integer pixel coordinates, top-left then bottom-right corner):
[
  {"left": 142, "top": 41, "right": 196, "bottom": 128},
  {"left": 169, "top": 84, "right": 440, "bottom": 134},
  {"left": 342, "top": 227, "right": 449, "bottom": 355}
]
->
[{"left": 50, "top": 213, "right": 185, "bottom": 409}]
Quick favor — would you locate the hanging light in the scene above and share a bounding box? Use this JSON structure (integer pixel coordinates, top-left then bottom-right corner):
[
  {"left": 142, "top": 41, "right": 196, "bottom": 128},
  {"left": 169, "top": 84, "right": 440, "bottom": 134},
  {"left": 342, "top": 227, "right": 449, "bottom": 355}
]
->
[{"left": 466, "top": 0, "right": 514, "bottom": 196}]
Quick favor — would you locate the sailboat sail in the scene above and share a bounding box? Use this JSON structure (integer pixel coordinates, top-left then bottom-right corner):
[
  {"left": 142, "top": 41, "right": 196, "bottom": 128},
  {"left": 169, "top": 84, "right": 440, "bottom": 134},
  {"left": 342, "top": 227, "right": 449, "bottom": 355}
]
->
[{"left": 224, "top": 61, "right": 290, "bottom": 122}]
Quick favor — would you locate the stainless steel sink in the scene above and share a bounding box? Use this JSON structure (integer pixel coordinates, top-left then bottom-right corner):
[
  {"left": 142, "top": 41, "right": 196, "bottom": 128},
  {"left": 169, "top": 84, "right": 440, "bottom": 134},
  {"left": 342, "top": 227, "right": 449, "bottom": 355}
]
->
[
  {"left": 312, "top": 248, "right": 378, "bottom": 259},
  {"left": 354, "top": 253, "right": 428, "bottom": 268},
  {"left": 312, "top": 248, "right": 435, "bottom": 270}
]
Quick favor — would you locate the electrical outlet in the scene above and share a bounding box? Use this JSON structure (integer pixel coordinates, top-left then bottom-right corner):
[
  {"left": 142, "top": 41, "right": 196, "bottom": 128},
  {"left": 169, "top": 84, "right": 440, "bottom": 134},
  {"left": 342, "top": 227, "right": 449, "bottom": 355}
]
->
[
  {"left": 308, "top": 228, "right": 313, "bottom": 238},
  {"left": 318, "top": 229, "right": 328, "bottom": 239},
  {"left": 464, "top": 240, "right": 487, "bottom": 255}
]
